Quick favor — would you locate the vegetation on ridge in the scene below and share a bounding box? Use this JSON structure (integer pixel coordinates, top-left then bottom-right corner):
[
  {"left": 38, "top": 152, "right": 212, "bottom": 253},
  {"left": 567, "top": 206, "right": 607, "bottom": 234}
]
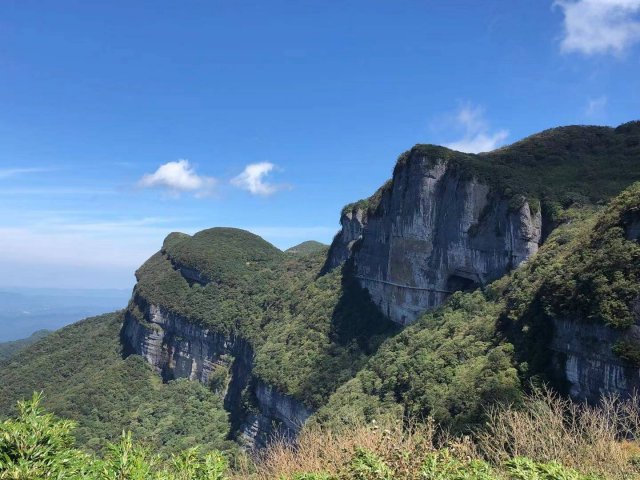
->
[
  {"left": 0, "top": 329, "right": 50, "bottom": 363},
  {"left": 285, "top": 240, "right": 328, "bottom": 255},
  {"left": 343, "top": 122, "right": 640, "bottom": 219},
  {"left": 133, "top": 229, "right": 398, "bottom": 409}
]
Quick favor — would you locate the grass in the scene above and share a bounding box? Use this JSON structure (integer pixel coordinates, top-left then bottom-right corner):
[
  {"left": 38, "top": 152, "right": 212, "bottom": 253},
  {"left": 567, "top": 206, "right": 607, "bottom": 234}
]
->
[
  {"left": 477, "top": 388, "right": 640, "bottom": 478},
  {"left": 236, "top": 388, "right": 640, "bottom": 479}
]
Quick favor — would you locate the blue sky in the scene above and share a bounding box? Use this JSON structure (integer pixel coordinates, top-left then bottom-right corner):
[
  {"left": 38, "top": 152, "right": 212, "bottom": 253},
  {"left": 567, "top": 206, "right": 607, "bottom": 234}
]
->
[{"left": 0, "top": 0, "right": 639, "bottom": 289}]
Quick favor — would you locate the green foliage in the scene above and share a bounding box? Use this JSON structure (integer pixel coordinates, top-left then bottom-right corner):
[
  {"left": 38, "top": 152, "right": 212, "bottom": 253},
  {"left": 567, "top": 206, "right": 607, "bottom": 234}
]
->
[
  {"left": 253, "top": 262, "right": 397, "bottom": 408},
  {"left": 315, "top": 291, "right": 521, "bottom": 431},
  {"left": 0, "top": 392, "right": 94, "bottom": 479},
  {"left": 100, "top": 431, "right": 155, "bottom": 480},
  {"left": 0, "top": 395, "right": 231, "bottom": 479},
  {"left": 535, "top": 183, "right": 640, "bottom": 329},
  {"left": 0, "top": 313, "right": 234, "bottom": 456},
  {"left": 421, "top": 449, "right": 497, "bottom": 480},
  {"left": 345, "top": 448, "right": 394, "bottom": 480},
  {"left": 611, "top": 340, "right": 640, "bottom": 366},
  {"left": 164, "top": 227, "right": 283, "bottom": 286},
  {"left": 504, "top": 457, "right": 601, "bottom": 480},
  {"left": 0, "top": 330, "right": 50, "bottom": 363},
  {"left": 285, "top": 241, "right": 328, "bottom": 255},
  {"left": 160, "top": 447, "right": 228, "bottom": 480}
]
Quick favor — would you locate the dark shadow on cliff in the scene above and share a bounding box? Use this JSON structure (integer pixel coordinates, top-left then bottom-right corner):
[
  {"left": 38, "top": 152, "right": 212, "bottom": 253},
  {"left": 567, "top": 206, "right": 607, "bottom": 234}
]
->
[
  {"left": 496, "top": 289, "right": 569, "bottom": 397},
  {"left": 319, "top": 231, "right": 346, "bottom": 275},
  {"left": 329, "top": 259, "right": 400, "bottom": 350},
  {"left": 294, "top": 259, "right": 401, "bottom": 410}
]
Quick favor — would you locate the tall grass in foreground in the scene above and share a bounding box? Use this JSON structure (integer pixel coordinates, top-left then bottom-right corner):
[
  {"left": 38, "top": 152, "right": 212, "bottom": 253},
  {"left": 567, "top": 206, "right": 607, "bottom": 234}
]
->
[
  {"left": 237, "top": 388, "right": 640, "bottom": 479},
  {"left": 478, "top": 388, "right": 640, "bottom": 479}
]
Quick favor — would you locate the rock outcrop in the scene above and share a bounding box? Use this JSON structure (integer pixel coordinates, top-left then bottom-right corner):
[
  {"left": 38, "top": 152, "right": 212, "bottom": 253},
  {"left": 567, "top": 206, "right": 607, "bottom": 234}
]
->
[
  {"left": 327, "top": 149, "right": 542, "bottom": 325},
  {"left": 550, "top": 316, "right": 640, "bottom": 402},
  {"left": 121, "top": 295, "right": 312, "bottom": 449},
  {"left": 323, "top": 207, "right": 367, "bottom": 271}
]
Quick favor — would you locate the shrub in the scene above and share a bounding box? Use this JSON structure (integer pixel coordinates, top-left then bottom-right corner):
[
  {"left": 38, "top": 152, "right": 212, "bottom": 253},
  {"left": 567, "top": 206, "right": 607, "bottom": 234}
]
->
[
  {"left": 420, "top": 449, "right": 497, "bottom": 480},
  {"left": 0, "top": 394, "right": 231, "bottom": 480},
  {"left": 346, "top": 448, "right": 394, "bottom": 480}
]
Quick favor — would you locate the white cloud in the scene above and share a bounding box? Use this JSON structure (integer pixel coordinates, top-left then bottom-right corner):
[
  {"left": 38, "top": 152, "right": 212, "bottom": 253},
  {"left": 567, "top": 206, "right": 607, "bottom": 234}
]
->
[
  {"left": 231, "top": 162, "right": 285, "bottom": 196},
  {"left": 0, "top": 167, "right": 50, "bottom": 179},
  {"left": 139, "top": 160, "right": 216, "bottom": 197},
  {"left": 555, "top": 0, "right": 640, "bottom": 55},
  {"left": 443, "top": 104, "right": 509, "bottom": 153},
  {"left": 585, "top": 95, "right": 608, "bottom": 117}
]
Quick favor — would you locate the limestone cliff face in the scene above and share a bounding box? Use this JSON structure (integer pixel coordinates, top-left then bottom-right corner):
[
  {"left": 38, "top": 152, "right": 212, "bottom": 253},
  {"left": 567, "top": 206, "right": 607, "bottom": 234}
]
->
[
  {"left": 550, "top": 316, "right": 640, "bottom": 402},
  {"left": 328, "top": 152, "right": 542, "bottom": 325},
  {"left": 121, "top": 295, "right": 312, "bottom": 449},
  {"left": 324, "top": 207, "right": 367, "bottom": 271}
]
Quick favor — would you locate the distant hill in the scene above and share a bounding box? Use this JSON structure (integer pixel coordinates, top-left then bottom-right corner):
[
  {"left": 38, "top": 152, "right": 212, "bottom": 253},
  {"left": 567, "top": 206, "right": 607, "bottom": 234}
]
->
[
  {"left": 0, "top": 329, "right": 50, "bottom": 362},
  {"left": 285, "top": 240, "right": 328, "bottom": 255}
]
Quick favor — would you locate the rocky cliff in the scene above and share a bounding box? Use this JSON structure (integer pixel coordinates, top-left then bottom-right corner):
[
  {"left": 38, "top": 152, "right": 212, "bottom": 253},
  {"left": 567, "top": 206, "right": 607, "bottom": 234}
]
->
[
  {"left": 547, "top": 203, "right": 640, "bottom": 403},
  {"left": 550, "top": 317, "right": 640, "bottom": 402},
  {"left": 121, "top": 294, "right": 312, "bottom": 449},
  {"left": 328, "top": 148, "right": 542, "bottom": 325}
]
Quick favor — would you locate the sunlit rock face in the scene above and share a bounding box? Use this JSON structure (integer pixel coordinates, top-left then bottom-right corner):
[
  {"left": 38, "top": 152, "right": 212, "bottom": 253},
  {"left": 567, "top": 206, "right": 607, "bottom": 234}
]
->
[{"left": 328, "top": 152, "right": 542, "bottom": 325}]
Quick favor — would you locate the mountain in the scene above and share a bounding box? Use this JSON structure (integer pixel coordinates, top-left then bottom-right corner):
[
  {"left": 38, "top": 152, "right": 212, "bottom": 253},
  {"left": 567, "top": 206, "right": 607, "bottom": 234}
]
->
[
  {"left": 1, "top": 121, "right": 639, "bottom": 453},
  {"left": 0, "top": 329, "right": 50, "bottom": 362},
  {"left": 326, "top": 122, "right": 640, "bottom": 323},
  {"left": 285, "top": 240, "right": 328, "bottom": 255},
  {"left": 122, "top": 227, "right": 396, "bottom": 447}
]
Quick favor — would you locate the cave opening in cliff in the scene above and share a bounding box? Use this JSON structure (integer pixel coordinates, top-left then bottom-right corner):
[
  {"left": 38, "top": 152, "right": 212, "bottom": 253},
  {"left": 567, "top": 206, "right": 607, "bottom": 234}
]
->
[{"left": 445, "top": 274, "right": 479, "bottom": 294}]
